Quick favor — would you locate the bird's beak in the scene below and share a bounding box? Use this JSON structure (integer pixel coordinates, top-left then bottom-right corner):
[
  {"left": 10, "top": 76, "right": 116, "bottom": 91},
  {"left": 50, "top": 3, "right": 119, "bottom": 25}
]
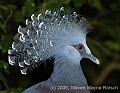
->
[
  {"left": 83, "top": 44, "right": 99, "bottom": 64},
  {"left": 86, "top": 53, "right": 99, "bottom": 64}
]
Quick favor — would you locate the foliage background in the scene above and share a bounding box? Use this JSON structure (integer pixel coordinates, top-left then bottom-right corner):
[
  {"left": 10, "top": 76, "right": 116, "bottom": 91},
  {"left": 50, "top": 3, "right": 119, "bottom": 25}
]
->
[{"left": 0, "top": 0, "right": 120, "bottom": 93}]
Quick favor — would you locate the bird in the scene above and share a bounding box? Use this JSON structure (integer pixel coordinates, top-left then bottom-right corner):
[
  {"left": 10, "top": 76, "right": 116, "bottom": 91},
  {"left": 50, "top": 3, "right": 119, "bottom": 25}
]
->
[{"left": 8, "top": 7, "right": 99, "bottom": 93}]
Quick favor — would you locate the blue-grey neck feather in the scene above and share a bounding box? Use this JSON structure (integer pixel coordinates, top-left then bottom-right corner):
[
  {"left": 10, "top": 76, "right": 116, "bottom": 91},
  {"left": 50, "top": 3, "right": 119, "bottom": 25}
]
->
[
  {"left": 22, "top": 45, "right": 90, "bottom": 93},
  {"left": 44, "top": 46, "right": 87, "bottom": 86}
]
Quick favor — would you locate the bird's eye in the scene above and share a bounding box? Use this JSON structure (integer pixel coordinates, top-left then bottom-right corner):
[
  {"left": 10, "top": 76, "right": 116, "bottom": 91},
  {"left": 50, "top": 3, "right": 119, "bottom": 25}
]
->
[{"left": 77, "top": 44, "right": 83, "bottom": 51}]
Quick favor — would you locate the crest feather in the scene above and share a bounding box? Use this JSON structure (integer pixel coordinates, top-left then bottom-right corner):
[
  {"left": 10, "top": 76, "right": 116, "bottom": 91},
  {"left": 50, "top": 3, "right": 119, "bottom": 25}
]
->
[{"left": 8, "top": 7, "right": 90, "bottom": 74}]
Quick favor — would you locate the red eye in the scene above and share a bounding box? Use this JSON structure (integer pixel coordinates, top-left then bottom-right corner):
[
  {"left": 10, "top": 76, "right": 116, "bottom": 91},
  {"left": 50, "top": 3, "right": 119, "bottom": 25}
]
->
[{"left": 77, "top": 44, "right": 83, "bottom": 51}]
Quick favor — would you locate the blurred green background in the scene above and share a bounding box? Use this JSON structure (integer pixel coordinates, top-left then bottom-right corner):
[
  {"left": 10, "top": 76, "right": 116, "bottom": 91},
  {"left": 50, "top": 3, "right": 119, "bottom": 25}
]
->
[{"left": 0, "top": 0, "right": 120, "bottom": 93}]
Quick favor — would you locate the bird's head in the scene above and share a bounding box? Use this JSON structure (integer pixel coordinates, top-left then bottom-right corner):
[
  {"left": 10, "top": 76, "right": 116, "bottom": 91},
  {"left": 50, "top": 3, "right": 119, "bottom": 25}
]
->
[
  {"left": 8, "top": 7, "right": 99, "bottom": 75},
  {"left": 73, "top": 43, "right": 99, "bottom": 64}
]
